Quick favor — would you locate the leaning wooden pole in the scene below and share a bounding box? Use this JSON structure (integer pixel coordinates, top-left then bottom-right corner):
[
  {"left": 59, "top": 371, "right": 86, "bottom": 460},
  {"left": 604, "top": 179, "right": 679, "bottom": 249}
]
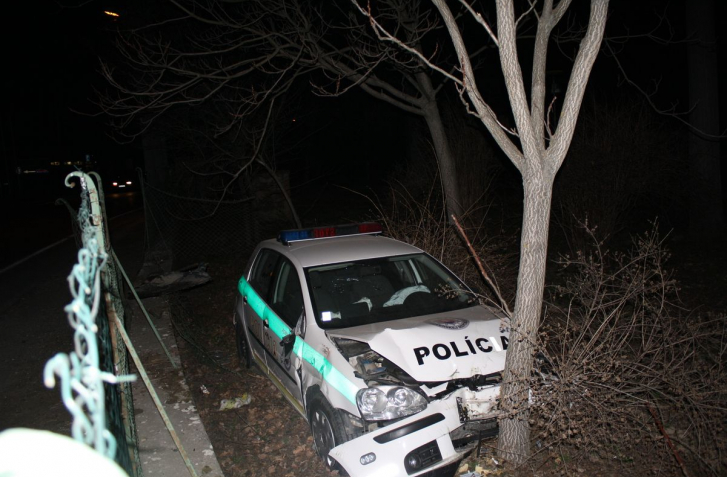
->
[{"left": 111, "top": 312, "right": 199, "bottom": 477}]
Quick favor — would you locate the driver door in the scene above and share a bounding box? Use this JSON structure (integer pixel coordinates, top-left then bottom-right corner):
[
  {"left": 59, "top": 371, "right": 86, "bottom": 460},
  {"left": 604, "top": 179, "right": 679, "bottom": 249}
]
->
[{"left": 267, "top": 257, "right": 305, "bottom": 406}]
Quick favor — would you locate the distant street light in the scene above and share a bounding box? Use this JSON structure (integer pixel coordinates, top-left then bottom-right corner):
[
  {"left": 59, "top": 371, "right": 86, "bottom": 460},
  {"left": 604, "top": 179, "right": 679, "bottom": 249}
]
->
[{"left": 104, "top": 11, "right": 120, "bottom": 18}]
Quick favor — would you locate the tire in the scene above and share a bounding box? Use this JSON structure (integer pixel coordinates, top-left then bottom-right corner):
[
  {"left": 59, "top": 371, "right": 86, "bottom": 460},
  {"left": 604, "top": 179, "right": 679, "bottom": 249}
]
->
[
  {"left": 234, "top": 316, "right": 252, "bottom": 368},
  {"left": 308, "top": 395, "right": 350, "bottom": 471}
]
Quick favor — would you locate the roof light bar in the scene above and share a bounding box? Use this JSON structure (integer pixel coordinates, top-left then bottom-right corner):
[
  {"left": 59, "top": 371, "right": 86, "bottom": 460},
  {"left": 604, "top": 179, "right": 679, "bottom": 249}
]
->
[{"left": 278, "top": 222, "right": 382, "bottom": 245}]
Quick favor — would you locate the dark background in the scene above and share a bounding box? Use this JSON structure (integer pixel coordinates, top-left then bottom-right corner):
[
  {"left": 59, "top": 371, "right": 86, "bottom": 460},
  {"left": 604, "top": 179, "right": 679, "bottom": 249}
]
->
[{"left": 1, "top": 0, "right": 725, "bottom": 261}]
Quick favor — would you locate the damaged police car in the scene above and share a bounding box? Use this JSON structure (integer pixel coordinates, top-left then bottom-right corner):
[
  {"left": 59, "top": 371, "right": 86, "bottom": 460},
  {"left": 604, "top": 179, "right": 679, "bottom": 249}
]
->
[{"left": 234, "top": 223, "right": 508, "bottom": 477}]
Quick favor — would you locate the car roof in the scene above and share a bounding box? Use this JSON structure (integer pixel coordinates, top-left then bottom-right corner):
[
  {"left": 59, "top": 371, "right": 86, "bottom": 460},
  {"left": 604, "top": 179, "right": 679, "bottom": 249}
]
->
[{"left": 259, "top": 234, "right": 423, "bottom": 268}]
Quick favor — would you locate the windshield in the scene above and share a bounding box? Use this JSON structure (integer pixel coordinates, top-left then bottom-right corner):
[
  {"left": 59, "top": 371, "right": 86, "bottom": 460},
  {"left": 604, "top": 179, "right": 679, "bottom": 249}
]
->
[{"left": 305, "top": 253, "right": 476, "bottom": 329}]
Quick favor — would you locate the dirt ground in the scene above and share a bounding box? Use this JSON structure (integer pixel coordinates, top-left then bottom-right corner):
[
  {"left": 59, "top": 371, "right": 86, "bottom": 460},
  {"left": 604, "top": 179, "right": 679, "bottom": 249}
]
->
[
  {"left": 166, "top": 232, "right": 727, "bottom": 477},
  {"left": 167, "top": 261, "right": 338, "bottom": 477}
]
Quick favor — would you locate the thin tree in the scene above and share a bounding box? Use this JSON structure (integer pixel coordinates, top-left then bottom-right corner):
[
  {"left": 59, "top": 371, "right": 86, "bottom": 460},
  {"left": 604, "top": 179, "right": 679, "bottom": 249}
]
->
[
  {"left": 98, "top": 0, "right": 472, "bottom": 218},
  {"left": 355, "top": 0, "right": 609, "bottom": 462}
]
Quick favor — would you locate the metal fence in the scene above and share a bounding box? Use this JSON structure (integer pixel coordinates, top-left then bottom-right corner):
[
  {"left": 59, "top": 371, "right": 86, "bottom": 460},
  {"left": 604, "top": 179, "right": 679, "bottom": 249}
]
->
[
  {"left": 44, "top": 172, "right": 142, "bottom": 477},
  {"left": 46, "top": 167, "right": 276, "bottom": 475},
  {"left": 139, "top": 172, "right": 261, "bottom": 271}
]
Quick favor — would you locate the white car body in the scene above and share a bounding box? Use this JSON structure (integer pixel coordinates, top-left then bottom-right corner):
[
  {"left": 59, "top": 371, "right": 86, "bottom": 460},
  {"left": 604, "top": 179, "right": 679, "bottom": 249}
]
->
[{"left": 234, "top": 228, "right": 508, "bottom": 477}]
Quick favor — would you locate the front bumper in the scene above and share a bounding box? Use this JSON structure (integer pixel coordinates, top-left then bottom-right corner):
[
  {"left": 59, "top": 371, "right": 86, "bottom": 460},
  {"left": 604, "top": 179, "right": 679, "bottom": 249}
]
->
[{"left": 329, "top": 386, "right": 500, "bottom": 477}]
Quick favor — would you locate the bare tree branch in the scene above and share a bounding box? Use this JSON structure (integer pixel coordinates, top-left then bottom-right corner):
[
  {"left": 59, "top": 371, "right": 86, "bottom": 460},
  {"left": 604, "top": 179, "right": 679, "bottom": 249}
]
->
[
  {"left": 458, "top": 0, "right": 499, "bottom": 47},
  {"left": 549, "top": 0, "right": 609, "bottom": 173},
  {"left": 431, "top": 0, "right": 526, "bottom": 172}
]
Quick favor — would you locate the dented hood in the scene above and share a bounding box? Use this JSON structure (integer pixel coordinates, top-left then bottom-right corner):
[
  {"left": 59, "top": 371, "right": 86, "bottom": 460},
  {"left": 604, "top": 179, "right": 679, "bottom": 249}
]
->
[{"left": 328, "top": 306, "right": 509, "bottom": 383}]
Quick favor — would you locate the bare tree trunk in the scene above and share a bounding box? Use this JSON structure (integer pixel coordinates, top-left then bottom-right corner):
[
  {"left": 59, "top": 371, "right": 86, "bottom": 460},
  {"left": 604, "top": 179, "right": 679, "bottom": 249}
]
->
[
  {"left": 362, "top": 0, "right": 608, "bottom": 464},
  {"left": 421, "top": 99, "right": 464, "bottom": 220},
  {"left": 498, "top": 170, "right": 554, "bottom": 462}
]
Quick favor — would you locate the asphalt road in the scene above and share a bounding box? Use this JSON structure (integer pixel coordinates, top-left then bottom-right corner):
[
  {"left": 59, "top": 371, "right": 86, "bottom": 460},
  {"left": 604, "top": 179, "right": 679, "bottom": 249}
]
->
[
  {"left": 0, "top": 199, "right": 145, "bottom": 436},
  {"left": 0, "top": 190, "right": 143, "bottom": 271}
]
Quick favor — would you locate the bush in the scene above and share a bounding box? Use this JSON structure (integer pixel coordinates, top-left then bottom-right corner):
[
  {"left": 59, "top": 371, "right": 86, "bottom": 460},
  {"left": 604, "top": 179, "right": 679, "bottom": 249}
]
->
[{"left": 529, "top": 223, "right": 726, "bottom": 476}]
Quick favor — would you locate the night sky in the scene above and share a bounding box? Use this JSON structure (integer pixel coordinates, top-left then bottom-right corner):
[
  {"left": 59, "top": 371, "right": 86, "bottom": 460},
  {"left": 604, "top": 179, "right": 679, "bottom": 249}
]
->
[
  {"left": 1, "top": 1, "right": 724, "bottom": 215},
  {"left": 2, "top": 1, "right": 137, "bottom": 199}
]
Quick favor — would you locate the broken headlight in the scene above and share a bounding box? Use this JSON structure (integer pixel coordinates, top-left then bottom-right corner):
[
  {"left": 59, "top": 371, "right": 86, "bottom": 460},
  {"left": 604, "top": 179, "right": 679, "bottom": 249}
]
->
[
  {"left": 331, "top": 337, "right": 419, "bottom": 385},
  {"left": 356, "top": 386, "right": 427, "bottom": 421}
]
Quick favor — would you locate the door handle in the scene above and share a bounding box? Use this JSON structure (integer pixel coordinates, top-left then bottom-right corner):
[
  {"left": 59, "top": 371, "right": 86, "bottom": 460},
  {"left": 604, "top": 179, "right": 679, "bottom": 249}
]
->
[{"left": 263, "top": 319, "right": 269, "bottom": 328}]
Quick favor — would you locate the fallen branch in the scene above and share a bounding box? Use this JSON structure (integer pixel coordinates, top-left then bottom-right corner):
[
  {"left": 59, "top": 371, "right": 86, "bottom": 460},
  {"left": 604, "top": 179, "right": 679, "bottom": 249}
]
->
[
  {"left": 451, "top": 214, "right": 512, "bottom": 318},
  {"left": 648, "top": 403, "right": 691, "bottom": 477}
]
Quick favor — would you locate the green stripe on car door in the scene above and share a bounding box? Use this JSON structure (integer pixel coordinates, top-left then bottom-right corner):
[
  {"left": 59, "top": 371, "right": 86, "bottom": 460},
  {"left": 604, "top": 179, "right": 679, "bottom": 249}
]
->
[{"left": 238, "top": 277, "right": 358, "bottom": 405}]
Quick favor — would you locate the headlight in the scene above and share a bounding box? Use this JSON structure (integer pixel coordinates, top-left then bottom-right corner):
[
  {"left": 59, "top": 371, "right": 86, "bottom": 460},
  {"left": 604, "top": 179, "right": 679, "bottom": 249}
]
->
[{"left": 356, "top": 386, "right": 427, "bottom": 421}]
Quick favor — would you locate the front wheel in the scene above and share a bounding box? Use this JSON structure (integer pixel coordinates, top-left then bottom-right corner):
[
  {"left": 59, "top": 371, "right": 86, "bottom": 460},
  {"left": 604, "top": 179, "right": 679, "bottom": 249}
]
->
[{"left": 309, "top": 395, "right": 349, "bottom": 471}]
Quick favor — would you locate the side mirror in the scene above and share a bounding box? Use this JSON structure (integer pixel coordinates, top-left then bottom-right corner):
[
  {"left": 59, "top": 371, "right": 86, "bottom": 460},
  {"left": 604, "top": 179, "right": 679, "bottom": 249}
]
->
[
  {"left": 280, "top": 311, "right": 306, "bottom": 357},
  {"left": 280, "top": 333, "right": 296, "bottom": 356}
]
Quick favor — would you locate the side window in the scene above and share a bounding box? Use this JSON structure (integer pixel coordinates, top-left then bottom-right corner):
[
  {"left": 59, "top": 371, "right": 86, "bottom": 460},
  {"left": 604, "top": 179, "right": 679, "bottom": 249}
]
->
[
  {"left": 249, "top": 249, "right": 279, "bottom": 301},
  {"left": 270, "top": 259, "right": 304, "bottom": 328}
]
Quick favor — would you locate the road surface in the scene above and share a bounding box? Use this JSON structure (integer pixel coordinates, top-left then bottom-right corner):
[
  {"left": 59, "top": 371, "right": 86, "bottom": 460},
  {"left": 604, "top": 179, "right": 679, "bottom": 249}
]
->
[{"left": 0, "top": 204, "right": 144, "bottom": 435}]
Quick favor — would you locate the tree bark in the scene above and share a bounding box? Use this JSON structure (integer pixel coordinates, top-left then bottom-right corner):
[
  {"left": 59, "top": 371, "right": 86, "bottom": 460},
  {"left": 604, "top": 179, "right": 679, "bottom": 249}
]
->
[
  {"left": 421, "top": 99, "right": 464, "bottom": 220},
  {"left": 498, "top": 170, "right": 554, "bottom": 462}
]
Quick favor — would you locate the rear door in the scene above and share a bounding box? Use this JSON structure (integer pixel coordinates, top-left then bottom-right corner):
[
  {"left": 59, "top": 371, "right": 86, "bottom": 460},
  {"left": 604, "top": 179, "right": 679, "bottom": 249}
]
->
[
  {"left": 244, "top": 248, "right": 280, "bottom": 369},
  {"left": 244, "top": 248, "right": 305, "bottom": 407}
]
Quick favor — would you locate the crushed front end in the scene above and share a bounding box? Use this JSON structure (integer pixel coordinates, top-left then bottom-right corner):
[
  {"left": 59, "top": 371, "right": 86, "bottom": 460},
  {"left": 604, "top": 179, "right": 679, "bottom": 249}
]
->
[
  {"left": 329, "top": 377, "right": 501, "bottom": 477},
  {"left": 328, "top": 330, "right": 505, "bottom": 477}
]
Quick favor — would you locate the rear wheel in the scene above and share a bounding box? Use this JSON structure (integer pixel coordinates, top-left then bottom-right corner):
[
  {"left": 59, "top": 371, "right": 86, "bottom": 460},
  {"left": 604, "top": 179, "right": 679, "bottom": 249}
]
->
[{"left": 234, "top": 316, "right": 252, "bottom": 368}]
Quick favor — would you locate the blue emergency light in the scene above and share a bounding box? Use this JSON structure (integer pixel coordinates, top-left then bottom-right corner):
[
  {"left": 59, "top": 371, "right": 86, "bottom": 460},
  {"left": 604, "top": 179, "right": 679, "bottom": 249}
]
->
[{"left": 278, "top": 222, "right": 382, "bottom": 245}]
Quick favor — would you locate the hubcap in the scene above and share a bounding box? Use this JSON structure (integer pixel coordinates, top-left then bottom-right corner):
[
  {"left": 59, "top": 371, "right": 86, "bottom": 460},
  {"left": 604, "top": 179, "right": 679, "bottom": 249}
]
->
[{"left": 311, "top": 408, "right": 335, "bottom": 462}]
